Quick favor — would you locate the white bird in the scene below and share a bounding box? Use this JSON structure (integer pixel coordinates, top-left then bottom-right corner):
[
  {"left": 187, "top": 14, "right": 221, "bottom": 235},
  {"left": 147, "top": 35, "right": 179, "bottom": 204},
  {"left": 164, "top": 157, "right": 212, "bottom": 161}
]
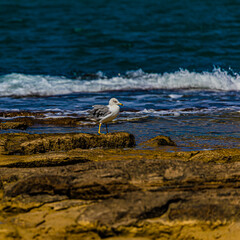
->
[{"left": 89, "top": 98, "right": 123, "bottom": 134}]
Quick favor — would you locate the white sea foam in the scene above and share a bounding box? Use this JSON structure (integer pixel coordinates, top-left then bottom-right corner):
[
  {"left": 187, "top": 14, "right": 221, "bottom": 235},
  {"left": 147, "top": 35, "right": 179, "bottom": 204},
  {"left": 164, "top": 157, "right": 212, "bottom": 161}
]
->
[
  {"left": 0, "top": 68, "right": 240, "bottom": 97},
  {"left": 169, "top": 94, "right": 183, "bottom": 99}
]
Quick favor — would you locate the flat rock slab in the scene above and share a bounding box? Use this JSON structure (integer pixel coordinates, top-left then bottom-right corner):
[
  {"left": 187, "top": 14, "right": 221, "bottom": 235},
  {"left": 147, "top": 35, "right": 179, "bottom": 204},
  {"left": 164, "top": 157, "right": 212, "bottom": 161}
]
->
[
  {"left": 0, "top": 157, "right": 240, "bottom": 239},
  {"left": 3, "top": 132, "right": 136, "bottom": 155}
]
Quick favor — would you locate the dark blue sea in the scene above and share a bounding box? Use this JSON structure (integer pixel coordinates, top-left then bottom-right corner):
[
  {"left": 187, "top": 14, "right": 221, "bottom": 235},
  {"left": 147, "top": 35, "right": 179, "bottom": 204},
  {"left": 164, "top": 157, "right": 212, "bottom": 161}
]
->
[{"left": 0, "top": 0, "right": 240, "bottom": 149}]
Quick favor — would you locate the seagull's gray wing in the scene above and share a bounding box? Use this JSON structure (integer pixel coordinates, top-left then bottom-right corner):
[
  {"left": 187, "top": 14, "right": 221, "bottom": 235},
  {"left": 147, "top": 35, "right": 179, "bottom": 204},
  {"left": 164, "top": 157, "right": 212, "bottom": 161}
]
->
[{"left": 89, "top": 105, "right": 111, "bottom": 120}]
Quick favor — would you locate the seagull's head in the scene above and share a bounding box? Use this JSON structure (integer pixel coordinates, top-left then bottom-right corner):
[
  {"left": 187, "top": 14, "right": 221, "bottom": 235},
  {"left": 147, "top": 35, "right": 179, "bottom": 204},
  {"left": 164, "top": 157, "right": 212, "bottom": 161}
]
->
[{"left": 109, "top": 98, "right": 123, "bottom": 106}]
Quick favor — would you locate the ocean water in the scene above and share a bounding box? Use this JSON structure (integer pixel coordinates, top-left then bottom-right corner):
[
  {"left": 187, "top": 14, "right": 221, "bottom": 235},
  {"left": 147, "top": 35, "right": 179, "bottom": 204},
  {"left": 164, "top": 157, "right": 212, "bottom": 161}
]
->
[{"left": 0, "top": 0, "right": 240, "bottom": 149}]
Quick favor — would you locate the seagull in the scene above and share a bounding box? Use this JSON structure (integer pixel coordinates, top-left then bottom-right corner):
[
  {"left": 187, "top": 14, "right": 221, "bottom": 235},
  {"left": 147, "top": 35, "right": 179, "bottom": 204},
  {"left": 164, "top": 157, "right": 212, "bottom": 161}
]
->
[{"left": 89, "top": 98, "right": 123, "bottom": 134}]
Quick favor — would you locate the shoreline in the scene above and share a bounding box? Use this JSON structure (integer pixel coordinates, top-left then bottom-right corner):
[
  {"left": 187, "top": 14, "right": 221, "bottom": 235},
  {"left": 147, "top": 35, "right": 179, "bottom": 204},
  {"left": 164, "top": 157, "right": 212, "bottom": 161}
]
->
[{"left": 0, "top": 110, "right": 239, "bottom": 151}]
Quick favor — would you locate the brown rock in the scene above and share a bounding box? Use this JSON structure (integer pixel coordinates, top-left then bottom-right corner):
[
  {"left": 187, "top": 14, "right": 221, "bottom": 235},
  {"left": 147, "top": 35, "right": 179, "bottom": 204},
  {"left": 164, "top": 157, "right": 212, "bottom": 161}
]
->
[
  {"left": 141, "top": 135, "right": 177, "bottom": 147},
  {"left": 3, "top": 132, "right": 136, "bottom": 155},
  {"left": 0, "top": 111, "right": 92, "bottom": 127},
  {"left": 0, "top": 133, "right": 240, "bottom": 239},
  {"left": 189, "top": 148, "right": 240, "bottom": 163},
  {"left": 1, "top": 156, "right": 239, "bottom": 239},
  {"left": 5, "top": 174, "right": 138, "bottom": 200},
  {"left": 0, "top": 111, "right": 44, "bottom": 118},
  {"left": 4, "top": 175, "right": 73, "bottom": 197},
  {"left": 0, "top": 122, "right": 28, "bottom": 130}
]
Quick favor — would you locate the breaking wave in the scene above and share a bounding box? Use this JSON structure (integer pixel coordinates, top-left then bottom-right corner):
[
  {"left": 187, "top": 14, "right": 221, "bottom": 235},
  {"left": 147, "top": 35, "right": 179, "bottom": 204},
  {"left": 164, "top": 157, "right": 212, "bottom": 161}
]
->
[{"left": 0, "top": 68, "right": 240, "bottom": 97}]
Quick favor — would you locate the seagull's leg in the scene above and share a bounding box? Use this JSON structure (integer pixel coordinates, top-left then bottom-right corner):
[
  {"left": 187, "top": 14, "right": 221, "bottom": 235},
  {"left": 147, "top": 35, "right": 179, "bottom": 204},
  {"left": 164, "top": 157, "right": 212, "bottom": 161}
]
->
[
  {"left": 98, "top": 123, "right": 102, "bottom": 134},
  {"left": 106, "top": 124, "right": 108, "bottom": 133}
]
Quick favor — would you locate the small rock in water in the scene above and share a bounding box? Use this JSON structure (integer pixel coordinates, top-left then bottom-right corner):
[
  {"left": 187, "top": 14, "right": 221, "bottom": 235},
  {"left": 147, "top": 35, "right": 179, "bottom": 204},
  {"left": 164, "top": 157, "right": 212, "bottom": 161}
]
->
[{"left": 141, "top": 135, "right": 177, "bottom": 147}]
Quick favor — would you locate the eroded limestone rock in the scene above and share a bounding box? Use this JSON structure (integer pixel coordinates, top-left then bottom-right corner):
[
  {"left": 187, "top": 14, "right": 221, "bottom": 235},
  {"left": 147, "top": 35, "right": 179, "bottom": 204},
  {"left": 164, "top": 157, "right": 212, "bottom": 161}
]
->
[
  {"left": 0, "top": 132, "right": 240, "bottom": 240},
  {"left": 3, "top": 132, "right": 136, "bottom": 155},
  {"left": 0, "top": 156, "right": 240, "bottom": 239}
]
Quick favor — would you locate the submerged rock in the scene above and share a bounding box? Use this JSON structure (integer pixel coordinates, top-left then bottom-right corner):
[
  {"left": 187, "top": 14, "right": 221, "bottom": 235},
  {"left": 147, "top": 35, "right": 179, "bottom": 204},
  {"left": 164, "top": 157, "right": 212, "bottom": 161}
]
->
[
  {"left": 0, "top": 111, "right": 44, "bottom": 118},
  {"left": 0, "top": 122, "right": 28, "bottom": 130},
  {"left": 3, "top": 132, "right": 136, "bottom": 155},
  {"left": 0, "top": 111, "right": 91, "bottom": 128}
]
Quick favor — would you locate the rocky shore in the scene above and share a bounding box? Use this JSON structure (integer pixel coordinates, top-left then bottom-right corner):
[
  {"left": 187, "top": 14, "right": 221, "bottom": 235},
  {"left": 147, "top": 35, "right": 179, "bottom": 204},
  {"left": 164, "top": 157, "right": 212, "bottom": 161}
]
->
[{"left": 0, "top": 113, "right": 240, "bottom": 240}]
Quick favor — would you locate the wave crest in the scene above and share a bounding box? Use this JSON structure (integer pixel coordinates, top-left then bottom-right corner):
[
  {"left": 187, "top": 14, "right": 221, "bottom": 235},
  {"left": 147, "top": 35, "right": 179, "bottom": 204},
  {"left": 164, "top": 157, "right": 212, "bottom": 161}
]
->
[{"left": 0, "top": 68, "right": 239, "bottom": 97}]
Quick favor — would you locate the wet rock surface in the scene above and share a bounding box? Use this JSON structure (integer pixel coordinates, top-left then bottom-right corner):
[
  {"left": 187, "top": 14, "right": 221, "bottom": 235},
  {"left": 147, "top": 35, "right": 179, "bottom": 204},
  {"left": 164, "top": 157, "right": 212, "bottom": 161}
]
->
[
  {"left": 0, "top": 132, "right": 240, "bottom": 239},
  {"left": 3, "top": 132, "right": 136, "bottom": 155},
  {"left": 0, "top": 111, "right": 92, "bottom": 130},
  {"left": 0, "top": 122, "right": 29, "bottom": 130},
  {"left": 141, "top": 135, "right": 177, "bottom": 147}
]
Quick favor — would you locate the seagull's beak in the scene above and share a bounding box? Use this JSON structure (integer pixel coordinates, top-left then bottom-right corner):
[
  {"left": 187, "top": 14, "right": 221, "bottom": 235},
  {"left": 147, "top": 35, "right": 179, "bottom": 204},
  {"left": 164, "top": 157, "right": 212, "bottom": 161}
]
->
[{"left": 118, "top": 102, "right": 124, "bottom": 106}]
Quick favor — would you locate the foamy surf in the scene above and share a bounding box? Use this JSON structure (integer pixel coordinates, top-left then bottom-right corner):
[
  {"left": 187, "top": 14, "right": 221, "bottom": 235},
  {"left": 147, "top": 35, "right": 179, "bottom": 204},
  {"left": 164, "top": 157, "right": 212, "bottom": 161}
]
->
[{"left": 0, "top": 68, "right": 239, "bottom": 97}]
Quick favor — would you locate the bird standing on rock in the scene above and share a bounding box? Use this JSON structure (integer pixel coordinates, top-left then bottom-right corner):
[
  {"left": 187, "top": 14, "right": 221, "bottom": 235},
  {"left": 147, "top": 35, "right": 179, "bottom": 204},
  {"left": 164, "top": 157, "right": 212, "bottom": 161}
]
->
[{"left": 89, "top": 98, "right": 123, "bottom": 134}]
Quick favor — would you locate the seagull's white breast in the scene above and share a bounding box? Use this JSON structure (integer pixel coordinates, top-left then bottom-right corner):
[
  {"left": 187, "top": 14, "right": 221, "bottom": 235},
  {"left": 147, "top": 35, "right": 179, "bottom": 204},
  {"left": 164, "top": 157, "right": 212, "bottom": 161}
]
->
[{"left": 100, "top": 104, "right": 120, "bottom": 123}]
